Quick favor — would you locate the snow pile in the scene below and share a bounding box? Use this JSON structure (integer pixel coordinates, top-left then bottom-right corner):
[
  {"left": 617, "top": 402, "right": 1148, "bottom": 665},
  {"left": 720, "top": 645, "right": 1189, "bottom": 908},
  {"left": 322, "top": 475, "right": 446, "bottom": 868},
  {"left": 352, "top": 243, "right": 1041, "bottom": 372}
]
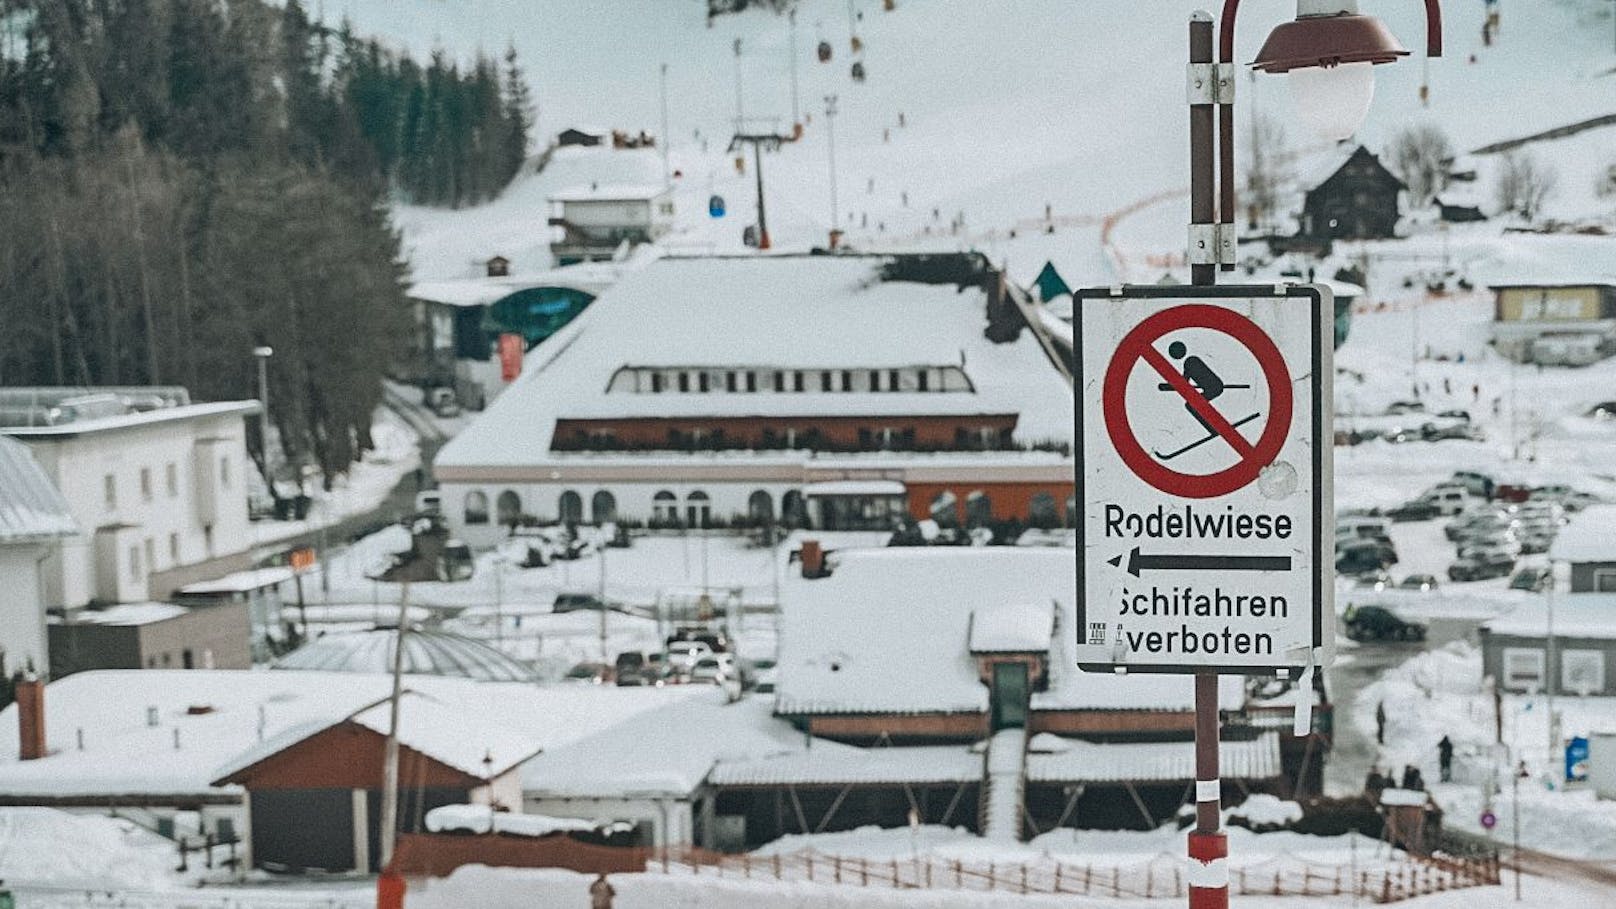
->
[
  {"left": 0, "top": 808, "right": 178, "bottom": 891},
  {"left": 1226, "top": 794, "right": 1304, "bottom": 830}
]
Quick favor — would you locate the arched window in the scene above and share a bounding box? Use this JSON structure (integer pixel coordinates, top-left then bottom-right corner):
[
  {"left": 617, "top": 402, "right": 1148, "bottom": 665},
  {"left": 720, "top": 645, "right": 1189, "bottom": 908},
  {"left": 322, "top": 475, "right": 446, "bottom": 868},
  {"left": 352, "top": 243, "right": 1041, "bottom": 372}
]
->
[
  {"left": 463, "top": 490, "right": 489, "bottom": 525},
  {"left": 591, "top": 490, "right": 618, "bottom": 525},
  {"left": 781, "top": 490, "right": 807, "bottom": 528},
  {"left": 652, "top": 490, "right": 679, "bottom": 526},
  {"left": 1029, "top": 492, "right": 1058, "bottom": 530},
  {"left": 929, "top": 490, "right": 959, "bottom": 527},
  {"left": 686, "top": 490, "right": 711, "bottom": 528},
  {"left": 965, "top": 490, "right": 993, "bottom": 528},
  {"left": 496, "top": 490, "right": 523, "bottom": 526},
  {"left": 558, "top": 490, "right": 583, "bottom": 524},
  {"left": 747, "top": 490, "right": 775, "bottom": 527}
]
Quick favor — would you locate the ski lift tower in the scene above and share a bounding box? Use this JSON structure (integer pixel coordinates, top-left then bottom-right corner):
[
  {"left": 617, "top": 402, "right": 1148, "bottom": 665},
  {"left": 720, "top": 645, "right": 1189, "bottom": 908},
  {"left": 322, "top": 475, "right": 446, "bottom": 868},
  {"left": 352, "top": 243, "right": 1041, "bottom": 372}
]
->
[{"left": 729, "top": 128, "right": 792, "bottom": 250}]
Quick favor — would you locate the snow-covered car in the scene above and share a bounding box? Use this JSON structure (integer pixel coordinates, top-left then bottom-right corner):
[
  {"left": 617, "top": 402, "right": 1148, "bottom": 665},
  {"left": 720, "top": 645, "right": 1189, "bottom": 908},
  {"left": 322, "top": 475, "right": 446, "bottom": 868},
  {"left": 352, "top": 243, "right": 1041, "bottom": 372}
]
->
[
  {"left": 1459, "top": 534, "right": 1520, "bottom": 560},
  {"left": 666, "top": 640, "right": 713, "bottom": 672},
  {"left": 1448, "top": 550, "right": 1515, "bottom": 582},
  {"left": 1531, "top": 485, "right": 1603, "bottom": 512},
  {"left": 1449, "top": 470, "right": 1495, "bottom": 499},
  {"left": 1337, "top": 540, "right": 1396, "bottom": 576},
  {"left": 1445, "top": 510, "right": 1516, "bottom": 542},
  {"left": 1353, "top": 572, "right": 1392, "bottom": 591},
  {"left": 563, "top": 661, "right": 613, "bottom": 684},
  {"left": 1417, "top": 484, "right": 1472, "bottom": 515},
  {"left": 1384, "top": 499, "right": 1441, "bottom": 522}
]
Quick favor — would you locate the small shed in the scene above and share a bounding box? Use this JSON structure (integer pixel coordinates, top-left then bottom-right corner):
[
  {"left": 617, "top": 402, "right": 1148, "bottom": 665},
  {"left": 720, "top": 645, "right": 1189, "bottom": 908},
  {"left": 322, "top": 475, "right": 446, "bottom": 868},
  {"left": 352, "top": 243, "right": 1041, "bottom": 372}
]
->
[
  {"left": 485, "top": 255, "right": 511, "bottom": 277},
  {"left": 556, "top": 127, "right": 605, "bottom": 148},
  {"left": 48, "top": 602, "right": 251, "bottom": 677},
  {"left": 213, "top": 693, "right": 542, "bottom": 873},
  {"left": 1299, "top": 146, "right": 1405, "bottom": 241}
]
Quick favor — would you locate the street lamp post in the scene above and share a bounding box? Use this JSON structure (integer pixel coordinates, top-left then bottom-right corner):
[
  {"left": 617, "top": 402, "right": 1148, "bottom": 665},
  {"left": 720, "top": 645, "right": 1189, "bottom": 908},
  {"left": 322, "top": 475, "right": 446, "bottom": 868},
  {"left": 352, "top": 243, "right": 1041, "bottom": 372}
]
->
[{"left": 1180, "top": 4, "right": 1441, "bottom": 908}]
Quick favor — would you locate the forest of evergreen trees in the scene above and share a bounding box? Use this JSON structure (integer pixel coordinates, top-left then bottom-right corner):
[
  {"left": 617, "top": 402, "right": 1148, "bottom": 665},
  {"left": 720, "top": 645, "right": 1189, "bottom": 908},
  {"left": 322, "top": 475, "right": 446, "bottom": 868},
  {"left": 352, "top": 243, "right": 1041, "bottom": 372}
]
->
[{"left": 0, "top": 0, "right": 532, "bottom": 484}]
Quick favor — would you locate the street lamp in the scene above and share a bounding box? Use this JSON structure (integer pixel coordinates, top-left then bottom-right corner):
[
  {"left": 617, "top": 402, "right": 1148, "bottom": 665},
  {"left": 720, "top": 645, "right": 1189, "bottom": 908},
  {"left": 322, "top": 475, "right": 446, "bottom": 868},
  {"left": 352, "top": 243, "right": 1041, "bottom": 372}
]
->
[
  {"left": 252, "top": 345, "right": 274, "bottom": 459},
  {"left": 1179, "top": 5, "right": 1441, "bottom": 909}
]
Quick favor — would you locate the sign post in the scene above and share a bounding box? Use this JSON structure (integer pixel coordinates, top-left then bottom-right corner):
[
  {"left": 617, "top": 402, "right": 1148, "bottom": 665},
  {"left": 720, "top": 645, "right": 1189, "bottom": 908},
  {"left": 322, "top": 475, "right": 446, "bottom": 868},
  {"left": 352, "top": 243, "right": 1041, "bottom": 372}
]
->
[{"left": 1075, "top": 281, "right": 1333, "bottom": 906}]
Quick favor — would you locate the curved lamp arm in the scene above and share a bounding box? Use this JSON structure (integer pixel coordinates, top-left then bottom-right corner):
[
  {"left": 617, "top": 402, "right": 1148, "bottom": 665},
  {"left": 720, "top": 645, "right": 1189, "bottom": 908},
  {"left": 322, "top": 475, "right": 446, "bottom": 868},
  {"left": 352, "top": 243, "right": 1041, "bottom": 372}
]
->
[{"left": 1213, "top": 0, "right": 1442, "bottom": 269}]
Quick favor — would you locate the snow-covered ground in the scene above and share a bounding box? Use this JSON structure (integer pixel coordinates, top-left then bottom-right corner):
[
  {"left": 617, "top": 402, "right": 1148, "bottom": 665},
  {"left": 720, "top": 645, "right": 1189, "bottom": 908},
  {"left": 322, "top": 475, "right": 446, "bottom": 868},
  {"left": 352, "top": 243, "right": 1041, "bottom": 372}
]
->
[
  {"left": 1357, "top": 641, "right": 1616, "bottom": 859},
  {"left": 251, "top": 405, "right": 423, "bottom": 546}
]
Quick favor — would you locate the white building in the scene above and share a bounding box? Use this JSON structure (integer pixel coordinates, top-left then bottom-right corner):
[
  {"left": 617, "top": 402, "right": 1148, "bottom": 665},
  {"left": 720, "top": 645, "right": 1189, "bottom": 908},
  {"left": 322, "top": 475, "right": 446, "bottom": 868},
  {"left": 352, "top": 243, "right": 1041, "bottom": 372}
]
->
[
  {"left": 547, "top": 183, "right": 674, "bottom": 265},
  {"left": 2, "top": 390, "right": 259, "bottom": 607},
  {"left": 0, "top": 436, "right": 78, "bottom": 676},
  {"left": 433, "top": 253, "right": 1076, "bottom": 548}
]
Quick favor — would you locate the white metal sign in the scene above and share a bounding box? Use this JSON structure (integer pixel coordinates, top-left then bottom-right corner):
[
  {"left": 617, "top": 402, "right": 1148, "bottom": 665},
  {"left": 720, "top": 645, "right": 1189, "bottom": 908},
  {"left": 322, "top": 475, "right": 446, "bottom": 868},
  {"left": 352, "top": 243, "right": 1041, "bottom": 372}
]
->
[{"left": 1074, "top": 285, "right": 1333, "bottom": 675}]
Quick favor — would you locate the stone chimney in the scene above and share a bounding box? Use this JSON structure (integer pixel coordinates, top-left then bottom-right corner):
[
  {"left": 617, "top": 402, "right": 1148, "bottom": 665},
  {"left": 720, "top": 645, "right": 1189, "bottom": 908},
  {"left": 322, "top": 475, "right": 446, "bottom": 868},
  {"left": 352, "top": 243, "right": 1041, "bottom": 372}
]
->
[
  {"left": 15, "top": 672, "right": 46, "bottom": 761},
  {"left": 800, "top": 540, "right": 825, "bottom": 579}
]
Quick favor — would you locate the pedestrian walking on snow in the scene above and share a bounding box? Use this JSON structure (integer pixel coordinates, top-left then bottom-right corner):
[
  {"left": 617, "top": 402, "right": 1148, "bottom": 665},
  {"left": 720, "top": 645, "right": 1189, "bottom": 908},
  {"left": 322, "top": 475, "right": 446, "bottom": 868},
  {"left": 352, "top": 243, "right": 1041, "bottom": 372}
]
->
[
  {"left": 590, "top": 873, "right": 615, "bottom": 909},
  {"left": 1438, "top": 735, "right": 1454, "bottom": 782},
  {"left": 1375, "top": 700, "right": 1387, "bottom": 745}
]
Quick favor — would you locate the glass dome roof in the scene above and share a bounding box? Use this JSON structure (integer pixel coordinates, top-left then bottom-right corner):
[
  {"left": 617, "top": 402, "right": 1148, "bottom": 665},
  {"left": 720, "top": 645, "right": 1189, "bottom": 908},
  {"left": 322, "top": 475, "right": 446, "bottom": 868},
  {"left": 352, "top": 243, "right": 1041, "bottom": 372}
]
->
[{"left": 273, "top": 628, "right": 535, "bottom": 683}]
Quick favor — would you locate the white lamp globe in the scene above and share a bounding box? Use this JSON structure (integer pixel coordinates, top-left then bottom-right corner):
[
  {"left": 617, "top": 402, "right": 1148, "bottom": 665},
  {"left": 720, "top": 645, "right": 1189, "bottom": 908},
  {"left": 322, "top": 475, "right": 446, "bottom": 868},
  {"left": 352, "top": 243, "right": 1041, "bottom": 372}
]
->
[{"left": 1287, "top": 61, "right": 1375, "bottom": 141}]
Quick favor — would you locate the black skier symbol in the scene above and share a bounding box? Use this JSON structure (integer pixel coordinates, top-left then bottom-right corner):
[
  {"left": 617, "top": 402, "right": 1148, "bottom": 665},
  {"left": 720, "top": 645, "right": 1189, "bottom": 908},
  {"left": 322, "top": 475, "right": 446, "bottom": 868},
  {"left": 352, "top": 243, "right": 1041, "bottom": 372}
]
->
[{"left": 1152, "top": 340, "right": 1260, "bottom": 461}]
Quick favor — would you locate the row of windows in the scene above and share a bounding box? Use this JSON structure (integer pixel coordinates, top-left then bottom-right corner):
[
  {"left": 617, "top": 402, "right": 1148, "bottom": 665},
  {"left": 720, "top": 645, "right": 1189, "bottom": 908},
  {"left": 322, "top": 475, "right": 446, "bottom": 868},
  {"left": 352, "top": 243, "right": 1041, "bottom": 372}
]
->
[
  {"left": 607, "top": 366, "right": 973, "bottom": 395},
  {"left": 104, "top": 458, "right": 231, "bottom": 511},
  {"left": 555, "top": 425, "right": 1014, "bottom": 454},
  {"left": 463, "top": 488, "right": 801, "bottom": 528},
  {"left": 128, "top": 533, "right": 187, "bottom": 583}
]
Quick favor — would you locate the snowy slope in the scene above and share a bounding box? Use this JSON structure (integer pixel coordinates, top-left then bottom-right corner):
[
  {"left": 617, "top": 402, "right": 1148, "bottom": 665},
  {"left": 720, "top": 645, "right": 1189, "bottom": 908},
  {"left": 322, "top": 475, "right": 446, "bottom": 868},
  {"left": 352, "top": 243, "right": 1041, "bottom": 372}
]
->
[{"left": 320, "top": 0, "right": 1616, "bottom": 285}]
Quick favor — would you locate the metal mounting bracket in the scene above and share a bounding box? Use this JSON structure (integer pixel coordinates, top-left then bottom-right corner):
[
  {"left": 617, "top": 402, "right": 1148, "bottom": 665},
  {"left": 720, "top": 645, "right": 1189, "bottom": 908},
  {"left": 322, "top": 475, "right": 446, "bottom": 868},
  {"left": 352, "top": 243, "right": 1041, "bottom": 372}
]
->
[{"left": 1187, "top": 62, "right": 1236, "bottom": 105}]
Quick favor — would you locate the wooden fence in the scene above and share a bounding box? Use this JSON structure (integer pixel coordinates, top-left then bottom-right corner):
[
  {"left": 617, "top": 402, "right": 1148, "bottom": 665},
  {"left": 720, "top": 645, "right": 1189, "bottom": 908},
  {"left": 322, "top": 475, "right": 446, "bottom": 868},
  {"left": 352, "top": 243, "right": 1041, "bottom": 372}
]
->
[{"left": 646, "top": 844, "right": 1499, "bottom": 903}]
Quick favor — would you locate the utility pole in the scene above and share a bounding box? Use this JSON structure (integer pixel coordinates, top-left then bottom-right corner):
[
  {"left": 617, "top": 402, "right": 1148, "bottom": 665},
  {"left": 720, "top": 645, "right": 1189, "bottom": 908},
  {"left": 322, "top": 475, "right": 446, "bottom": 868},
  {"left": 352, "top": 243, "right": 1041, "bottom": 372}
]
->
[
  {"left": 825, "top": 94, "right": 840, "bottom": 247},
  {"left": 729, "top": 132, "right": 790, "bottom": 250},
  {"left": 733, "top": 38, "right": 744, "bottom": 128},
  {"left": 659, "top": 63, "right": 671, "bottom": 187},
  {"left": 379, "top": 579, "right": 409, "bottom": 870},
  {"left": 789, "top": 9, "right": 801, "bottom": 127}
]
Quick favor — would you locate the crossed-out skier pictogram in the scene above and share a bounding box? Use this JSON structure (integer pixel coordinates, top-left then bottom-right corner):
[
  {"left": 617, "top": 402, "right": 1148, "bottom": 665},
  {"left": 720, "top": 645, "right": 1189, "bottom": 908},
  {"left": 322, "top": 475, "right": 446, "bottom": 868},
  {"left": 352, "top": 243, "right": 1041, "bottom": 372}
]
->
[{"left": 1102, "top": 304, "right": 1292, "bottom": 499}]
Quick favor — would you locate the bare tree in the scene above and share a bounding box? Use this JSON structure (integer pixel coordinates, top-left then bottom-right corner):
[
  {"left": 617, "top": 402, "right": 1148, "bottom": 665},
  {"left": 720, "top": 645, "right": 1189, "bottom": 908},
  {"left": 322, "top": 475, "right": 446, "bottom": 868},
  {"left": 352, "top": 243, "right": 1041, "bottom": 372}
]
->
[
  {"left": 1494, "top": 151, "right": 1558, "bottom": 223},
  {"left": 1244, "top": 113, "right": 1292, "bottom": 231},
  {"left": 1388, "top": 124, "right": 1453, "bottom": 208}
]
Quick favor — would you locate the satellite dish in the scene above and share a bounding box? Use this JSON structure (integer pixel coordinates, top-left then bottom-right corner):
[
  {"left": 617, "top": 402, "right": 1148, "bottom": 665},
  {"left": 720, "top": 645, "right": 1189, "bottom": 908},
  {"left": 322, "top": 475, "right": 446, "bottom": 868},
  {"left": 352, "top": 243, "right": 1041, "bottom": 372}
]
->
[{"left": 709, "top": 195, "right": 726, "bottom": 218}]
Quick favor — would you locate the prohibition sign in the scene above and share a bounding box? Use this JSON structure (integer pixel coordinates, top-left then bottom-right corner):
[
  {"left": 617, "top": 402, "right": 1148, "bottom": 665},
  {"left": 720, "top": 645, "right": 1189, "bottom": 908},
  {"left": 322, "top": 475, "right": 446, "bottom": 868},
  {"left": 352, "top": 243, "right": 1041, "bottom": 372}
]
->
[{"left": 1103, "top": 304, "right": 1292, "bottom": 499}]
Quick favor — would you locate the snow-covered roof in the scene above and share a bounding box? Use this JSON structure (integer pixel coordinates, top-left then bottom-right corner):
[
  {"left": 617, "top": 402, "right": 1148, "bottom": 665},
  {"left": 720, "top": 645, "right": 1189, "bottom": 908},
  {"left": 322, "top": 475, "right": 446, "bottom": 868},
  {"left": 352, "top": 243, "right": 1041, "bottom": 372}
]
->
[
  {"left": 435, "top": 255, "right": 1075, "bottom": 467},
  {"left": 348, "top": 695, "right": 542, "bottom": 779},
  {"left": 775, "top": 547, "right": 1243, "bottom": 717},
  {"left": 802, "top": 480, "right": 906, "bottom": 497},
  {"left": 709, "top": 744, "right": 981, "bottom": 788},
  {"left": 1026, "top": 732, "right": 1281, "bottom": 784},
  {"left": 522, "top": 693, "right": 823, "bottom": 799},
  {"left": 0, "top": 670, "right": 698, "bottom": 800},
  {"left": 1471, "top": 235, "right": 1616, "bottom": 290},
  {"left": 2, "top": 401, "right": 259, "bottom": 438},
  {"left": 0, "top": 436, "right": 75, "bottom": 544},
  {"left": 1481, "top": 594, "right": 1616, "bottom": 640},
  {"left": 176, "top": 567, "right": 294, "bottom": 596},
  {"left": 58, "top": 603, "right": 188, "bottom": 627},
  {"left": 549, "top": 183, "right": 669, "bottom": 204},
  {"left": 272, "top": 628, "right": 538, "bottom": 683},
  {"left": 408, "top": 262, "right": 627, "bottom": 308},
  {"left": 1548, "top": 505, "right": 1616, "bottom": 563},
  {"left": 969, "top": 603, "right": 1054, "bottom": 653}
]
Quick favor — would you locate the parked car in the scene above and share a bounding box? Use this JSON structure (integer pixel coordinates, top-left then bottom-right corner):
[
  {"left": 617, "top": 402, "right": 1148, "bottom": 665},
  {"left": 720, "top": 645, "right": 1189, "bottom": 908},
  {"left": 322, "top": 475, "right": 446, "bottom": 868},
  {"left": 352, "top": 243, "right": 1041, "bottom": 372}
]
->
[
  {"left": 552, "top": 591, "right": 609, "bottom": 613},
  {"left": 1448, "top": 550, "right": 1515, "bottom": 582},
  {"left": 1458, "top": 535, "right": 1521, "bottom": 561},
  {"left": 1385, "top": 499, "right": 1441, "bottom": 522},
  {"left": 563, "top": 661, "right": 613, "bottom": 684},
  {"left": 1438, "top": 410, "right": 1473, "bottom": 423},
  {"left": 1344, "top": 605, "right": 1427, "bottom": 642},
  {"left": 614, "top": 651, "right": 658, "bottom": 687},
  {"left": 1445, "top": 509, "right": 1515, "bottom": 542},
  {"left": 1588, "top": 401, "right": 1616, "bottom": 420},
  {"left": 1418, "top": 484, "right": 1472, "bottom": 516},
  {"left": 1532, "top": 485, "right": 1603, "bottom": 512},
  {"left": 666, "top": 640, "right": 714, "bottom": 672},
  {"left": 1509, "top": 566, "right": 1554, "bottom": 592},
  {"left": 1450, "top": 470, "right": 1496, "bottom": 500},
  {"left": 1353, "top": 571, "right": 1393, "bottom": 591},
  {"left": 1422, "top": 422, "right": 1483, "bottom": 443},
  {"left": 1398, "top": 574, "right": 1439, "bottom": 592},
  {"left": 690, "top": 652, "right": 738, "bottom": 684},
  {"left": 1385, "top": 400, "right": 1426, "bottom": 415},
  {"left": 1338, "top": 539, "right": 1397, "bottom": 576},
  {"left": 1336, "top": 515, "right": 1393, "bottom": 543}
]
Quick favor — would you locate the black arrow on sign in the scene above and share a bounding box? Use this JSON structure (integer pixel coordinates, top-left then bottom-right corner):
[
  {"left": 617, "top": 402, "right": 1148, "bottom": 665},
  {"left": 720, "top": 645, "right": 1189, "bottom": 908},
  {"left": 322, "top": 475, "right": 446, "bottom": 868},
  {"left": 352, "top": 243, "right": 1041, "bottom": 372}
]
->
[{"left": 1108, "top": 546, "right": 1291, "bottom": 578}]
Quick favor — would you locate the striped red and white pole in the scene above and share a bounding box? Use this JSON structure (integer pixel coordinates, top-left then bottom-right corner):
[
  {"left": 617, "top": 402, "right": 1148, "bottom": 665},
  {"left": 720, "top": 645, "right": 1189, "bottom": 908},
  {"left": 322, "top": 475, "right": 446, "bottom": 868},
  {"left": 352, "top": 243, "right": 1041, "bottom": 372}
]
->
[{"left": 1188, "top": 821, "right": 1229, "bottom": 908}]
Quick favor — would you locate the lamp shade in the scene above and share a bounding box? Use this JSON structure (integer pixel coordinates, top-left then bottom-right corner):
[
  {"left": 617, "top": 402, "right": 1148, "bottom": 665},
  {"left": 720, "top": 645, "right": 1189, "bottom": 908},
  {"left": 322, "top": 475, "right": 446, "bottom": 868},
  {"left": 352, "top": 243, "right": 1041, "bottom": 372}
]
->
[
  {"left": 1288, "top": 61, "right": 1376, "bottom": 140},
  {"left": 1252, "top": 13, "right": 1408, "bottom": 74}
]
